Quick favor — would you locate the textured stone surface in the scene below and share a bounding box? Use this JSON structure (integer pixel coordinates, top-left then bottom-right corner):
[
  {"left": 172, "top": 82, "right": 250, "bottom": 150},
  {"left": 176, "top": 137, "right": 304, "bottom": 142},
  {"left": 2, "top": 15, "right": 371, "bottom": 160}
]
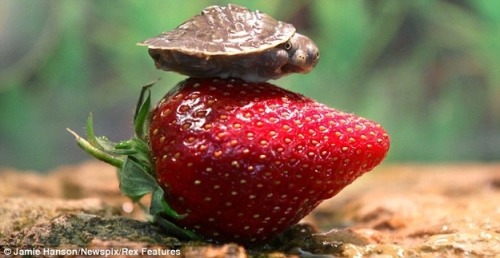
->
[{"left": 0, "top": 162, "right": 499, "bottom": 257}]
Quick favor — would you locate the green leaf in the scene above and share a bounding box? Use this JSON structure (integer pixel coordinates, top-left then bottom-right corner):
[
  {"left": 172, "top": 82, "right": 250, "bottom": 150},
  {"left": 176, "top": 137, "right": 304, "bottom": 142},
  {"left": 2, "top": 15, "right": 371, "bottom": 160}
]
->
[
  {"left": 115, "top": 138, "right": 152, "bottom": 174},
  {"left": 119, "top": 157, "right": 158, "bottom": 201},
  {"left": 121, "top": 159, "right": 188, "bottom": 220},
  {"left": 155, "top": 216, "right": 201, "bottom": 241},
  {"left": 150, "top": 187, "right": 185, "bottom": 220},
  {"left": 134, "top": 80, "right": 157, "bottom": 140},
  {"left": 95, "top": 136, "right": 119, "bottom": 153},
  {"left": 85, "top": 114, "right": 106, "bottom": 151}
]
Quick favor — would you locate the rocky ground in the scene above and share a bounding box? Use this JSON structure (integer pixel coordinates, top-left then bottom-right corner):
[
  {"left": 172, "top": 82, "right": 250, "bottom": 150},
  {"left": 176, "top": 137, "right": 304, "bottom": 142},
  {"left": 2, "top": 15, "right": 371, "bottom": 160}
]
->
[{"left": 0, "top": 161, "right": 499, "bottom": 257}]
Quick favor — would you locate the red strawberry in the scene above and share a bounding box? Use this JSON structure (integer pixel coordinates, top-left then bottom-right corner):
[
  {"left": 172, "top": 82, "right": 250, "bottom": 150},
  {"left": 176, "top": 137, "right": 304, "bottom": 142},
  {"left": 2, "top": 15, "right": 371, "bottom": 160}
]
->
[
  {"left": 68, "top": 78, "right": 389, "bottom": 245},
  {"left": 148, "top": 78, "right": 389, "bottom": 243}
]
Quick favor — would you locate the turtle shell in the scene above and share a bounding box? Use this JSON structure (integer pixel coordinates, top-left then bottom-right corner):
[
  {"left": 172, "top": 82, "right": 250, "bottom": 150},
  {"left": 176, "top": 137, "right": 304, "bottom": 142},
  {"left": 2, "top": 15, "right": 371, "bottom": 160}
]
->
[{"left": 138, "top": 4, "right": 296, "bottom": 56}]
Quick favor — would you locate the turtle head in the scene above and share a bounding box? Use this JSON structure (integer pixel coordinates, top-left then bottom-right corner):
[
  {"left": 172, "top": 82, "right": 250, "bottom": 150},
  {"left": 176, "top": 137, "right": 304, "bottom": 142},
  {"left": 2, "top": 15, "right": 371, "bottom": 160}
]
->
[{"left": 282, "top": 33, "right": 320, "bottom": 74}]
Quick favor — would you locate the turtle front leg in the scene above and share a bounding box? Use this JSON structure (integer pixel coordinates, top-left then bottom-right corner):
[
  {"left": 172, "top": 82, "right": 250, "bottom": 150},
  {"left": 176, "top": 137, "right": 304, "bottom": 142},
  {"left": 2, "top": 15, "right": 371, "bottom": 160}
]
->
[{"left": 256, "top": 48, "right": 290, "bottom": 81}]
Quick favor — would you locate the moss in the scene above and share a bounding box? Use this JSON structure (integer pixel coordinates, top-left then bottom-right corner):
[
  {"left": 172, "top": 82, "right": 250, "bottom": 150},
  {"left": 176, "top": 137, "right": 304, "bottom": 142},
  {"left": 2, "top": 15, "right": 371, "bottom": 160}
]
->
[{"left": 7, "top": 213, "right": 181, "bottom": 248}]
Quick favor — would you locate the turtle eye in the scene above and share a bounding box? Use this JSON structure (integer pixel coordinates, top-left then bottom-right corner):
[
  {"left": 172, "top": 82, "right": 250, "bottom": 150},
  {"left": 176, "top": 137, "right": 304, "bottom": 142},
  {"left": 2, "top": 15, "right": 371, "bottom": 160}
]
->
[{"left": 283, "top": 41, "right": 293, "bottom": 50}]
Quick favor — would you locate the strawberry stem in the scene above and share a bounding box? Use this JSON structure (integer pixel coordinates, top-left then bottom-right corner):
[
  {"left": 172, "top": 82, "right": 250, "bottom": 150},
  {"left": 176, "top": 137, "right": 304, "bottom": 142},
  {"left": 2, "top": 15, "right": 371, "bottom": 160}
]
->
[
  {"left": 67, "top": 126, "right": 124, "bottom": 168},
  {"left": 68, "top": 80, "right": 201, "bottom": 242}
]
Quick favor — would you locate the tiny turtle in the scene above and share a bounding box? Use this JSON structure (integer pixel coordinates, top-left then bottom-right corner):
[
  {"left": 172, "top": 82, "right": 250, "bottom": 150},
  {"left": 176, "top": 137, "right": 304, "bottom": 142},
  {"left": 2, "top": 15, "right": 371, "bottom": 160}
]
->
[{"left": 138, "top": 4, "right": 319, "bottom": 82}]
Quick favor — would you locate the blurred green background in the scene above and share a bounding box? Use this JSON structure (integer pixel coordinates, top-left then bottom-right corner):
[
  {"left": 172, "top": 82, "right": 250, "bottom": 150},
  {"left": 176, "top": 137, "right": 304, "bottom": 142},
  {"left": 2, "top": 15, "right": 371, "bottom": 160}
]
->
[{"left": 1, "top": 0, "right": 499, "bottom": 172}]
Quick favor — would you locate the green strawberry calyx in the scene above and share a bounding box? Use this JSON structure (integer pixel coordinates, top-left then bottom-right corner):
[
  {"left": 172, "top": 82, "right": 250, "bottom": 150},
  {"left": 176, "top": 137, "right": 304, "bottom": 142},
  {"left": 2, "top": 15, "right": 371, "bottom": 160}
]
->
[{"left": 67, "top": 81, "right": 200, "bottom": 241}]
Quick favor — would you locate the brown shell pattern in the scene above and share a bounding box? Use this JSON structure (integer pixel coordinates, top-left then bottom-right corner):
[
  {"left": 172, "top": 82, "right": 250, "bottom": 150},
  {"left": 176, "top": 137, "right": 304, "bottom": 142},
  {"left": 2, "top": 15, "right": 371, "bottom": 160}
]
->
[{"left": 138, "top": 4, "right": 296, "bottom": 56}]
